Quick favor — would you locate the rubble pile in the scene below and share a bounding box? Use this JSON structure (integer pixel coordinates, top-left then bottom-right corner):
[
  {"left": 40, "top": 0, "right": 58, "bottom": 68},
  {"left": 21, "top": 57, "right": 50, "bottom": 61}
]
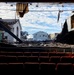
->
[
  {"left": 14, "top": 42, "right": 74, "bottom": 48},
  {"left": 43, "top": 42, "right": 74, "bottom": 48}
]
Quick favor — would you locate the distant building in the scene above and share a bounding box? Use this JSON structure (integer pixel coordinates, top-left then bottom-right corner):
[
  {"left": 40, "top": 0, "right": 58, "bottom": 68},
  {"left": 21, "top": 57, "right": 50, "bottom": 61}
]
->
[
  {"left": 33, "top": 31, "right": 49, "bottom": 41},
  {"left": 49, "top": 33, "right": 55, "bottom": 40},
  {"left": 0, "top": 19, "right": 11, "bottom": 42},
  {"left": 49, "top": 33, "right": 59, "bottom": 40},
  {"left": 0, "top": 30, "right": 4, "bottom": 42},
  {"left": 3, "top": 19, "right": 22, "bottom": 43}
]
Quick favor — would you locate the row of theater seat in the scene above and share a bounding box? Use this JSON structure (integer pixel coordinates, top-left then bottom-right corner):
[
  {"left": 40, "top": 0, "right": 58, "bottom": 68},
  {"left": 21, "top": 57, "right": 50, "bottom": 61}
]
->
[
  {"left": 0, "top": 47, "right": 73, "bottom": 75},
  {"left": 0, "top": 46, "right": 73, "bottom": 52},
  {"left": 0, "top": 62, "right": 74, "bottom": 75},
  {"left": 0, "top": 51, "right": 74, "bottom": 63},
  {"left": 0, "top": 55, "right": 74, "bottom": 63},
  {"left": 0, "top": 51, "right": 73, "bottom": 56}
]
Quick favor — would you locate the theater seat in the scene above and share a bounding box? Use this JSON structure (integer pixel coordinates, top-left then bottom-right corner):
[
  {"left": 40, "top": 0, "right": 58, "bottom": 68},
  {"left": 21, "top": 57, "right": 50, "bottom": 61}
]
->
[
  {"left": 61, "top": 56, "right": 73, "bottom": 63},
  {"left": 57, "top": 63, "right": 72, "bottom": 75},
  {"left": 24, "top": 62, "right": 39, "bottom": 74},
  {"left": 39, "top": 52, "right": 49, "bottom": 56},
  {"left": 40, "top": 63, "right": 56, "bottom": 75},
  {"left": 39, "top": 56, "right": 49, "bottom": 63},
  {"left": 50, "top": 56, "right": 61, "bottom": 63},
  {"left": 31, "top": 52, "right": 39, "bottom": 56}
]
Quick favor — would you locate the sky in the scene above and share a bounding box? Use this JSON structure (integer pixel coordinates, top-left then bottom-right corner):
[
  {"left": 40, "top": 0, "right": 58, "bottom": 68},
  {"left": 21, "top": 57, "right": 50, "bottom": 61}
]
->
[{"left": 0, "top": 2, "right": 74, "bottom": 37}]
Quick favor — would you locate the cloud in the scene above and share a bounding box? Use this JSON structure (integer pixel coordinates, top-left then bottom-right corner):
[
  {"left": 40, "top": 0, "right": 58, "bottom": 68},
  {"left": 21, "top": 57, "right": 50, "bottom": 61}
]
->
[
  {"left": 0, "top": 2, "right": 74, "bottom": 35},
  {"left": 27, "top": 34, "right": 33, "bottom": 38}
]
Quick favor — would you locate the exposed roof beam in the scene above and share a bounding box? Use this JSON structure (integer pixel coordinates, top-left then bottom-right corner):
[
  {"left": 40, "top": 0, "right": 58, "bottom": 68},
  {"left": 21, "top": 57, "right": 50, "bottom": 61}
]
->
[{"left": 0, "top": 0, "right": 74, "bottom": 2}]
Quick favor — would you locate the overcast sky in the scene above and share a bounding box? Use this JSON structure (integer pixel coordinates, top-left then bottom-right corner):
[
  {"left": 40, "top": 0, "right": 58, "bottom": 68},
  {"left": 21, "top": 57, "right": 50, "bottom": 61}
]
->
[{"left": 0, "top": 2, "right": 74, "bottom": 36}]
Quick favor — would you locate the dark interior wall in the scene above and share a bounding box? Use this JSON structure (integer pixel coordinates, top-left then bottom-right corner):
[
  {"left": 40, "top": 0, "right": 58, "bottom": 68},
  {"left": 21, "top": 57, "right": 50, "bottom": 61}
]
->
[{"left": 55, "top": 19, "right": 74, "bottom": 44}]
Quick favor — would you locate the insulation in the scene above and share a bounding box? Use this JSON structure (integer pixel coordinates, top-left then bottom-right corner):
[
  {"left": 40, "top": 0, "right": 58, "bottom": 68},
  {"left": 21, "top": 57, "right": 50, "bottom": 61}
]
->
[{"left": 16, "top": 3, "right": 29, "bottom": 17}]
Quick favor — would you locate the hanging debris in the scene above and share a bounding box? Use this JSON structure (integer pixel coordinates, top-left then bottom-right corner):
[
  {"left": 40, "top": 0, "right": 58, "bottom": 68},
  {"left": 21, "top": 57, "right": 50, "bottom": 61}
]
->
[
  {"left": 16, "top": 3, "right": 29, "bottom": 17},
  {"left": 57, "top": 10, "right": 63, "bottom": 22},
  {"left": 57, "top": 10, "right": 60, "bottom": 22},
  {"left": 30, "top": 3, "right": 32, "bottom": 5},
  {"left": 72, "top": 11, "right": 74, "bottom": 13},
  {"left": 36, "top": 4, "right": 38, "bottom": 7}
]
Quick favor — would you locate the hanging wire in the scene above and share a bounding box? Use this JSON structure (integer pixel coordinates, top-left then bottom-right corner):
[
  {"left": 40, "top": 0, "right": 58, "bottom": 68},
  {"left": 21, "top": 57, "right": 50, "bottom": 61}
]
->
[
  {"left": 0, "top": 2, "right": 74, "bottom": 12},
  {"left": 57, "top": 10, "right": 63, "bottom": 22},
  {"left": 57, "top": 10, "right": 60, "bottom": 22},
  {"left": 0, "top": 9, "right": 74, "bottom": 12}
]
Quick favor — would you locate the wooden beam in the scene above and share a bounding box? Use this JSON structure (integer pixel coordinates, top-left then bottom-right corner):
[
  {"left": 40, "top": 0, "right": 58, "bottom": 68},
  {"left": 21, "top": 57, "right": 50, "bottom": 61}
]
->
[{"left": 0, "top": 0, "right": 74, "bottom": 2}]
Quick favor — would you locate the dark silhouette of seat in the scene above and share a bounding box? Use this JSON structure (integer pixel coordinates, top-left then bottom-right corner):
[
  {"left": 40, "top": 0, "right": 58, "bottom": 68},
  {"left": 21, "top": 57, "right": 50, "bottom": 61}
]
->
[
  {"left": 27, "top": 56, "right": 39, "bottom": 62},
  {"left": 48, "top": 52, "right": 65, "bottom": 56},
  {"left": 0, "top": 51, "right": 24, "bottom": 56},
  {"left": 49, "top": 52, "right": 56, "bottom": 56},
  {"left": 0, "top": 63, "right": 8, "bottom": 72},
  {"left": 0, "top": 55, "right": 6, "bottom": 62},
  {"left": 24, "top": 62, "right": 39, "bottom": 74},
  {"left": 40, "top": 63, "right": 56, "bottom": 75},
  {"left": 17, "top": 56, "right": 28, "bottom": 62},
  {"left": 5, "top": 56, "right": 17, "bottom": 63},
  {"left": 31, "top": 52, "right": 39, "bottom": 56},
  {"left": 23, "top": 52, "right": 32, "bottom": 56},
  {"left": 39, "top": 56, "right": 49, "bottom": 63},
  {"left": 56, "top": 52, "right": 66, "bottom": 56},
  {"left": 8, "top": 63, "right": 24, "bottom": 73},
  {"left": 61, "top": 56, "right": 73, "bottom": 63},
  {"left": 72, "top": 64, "right": 74, "bottom": 74},
  {"left": 50, "top": 56, "right": 61, "bottom": 63},
  {"left": 57, "top": 63, "right": 72, "bottom": 75},
  {"left": 65, "top": 52, "right": 72, "bottom": 56},
  {"left": 0, "top": 55, "right": 17, "bottom": 63},
  {"left": 39, "top": 52, "right": 49, "bottom": 56}
]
